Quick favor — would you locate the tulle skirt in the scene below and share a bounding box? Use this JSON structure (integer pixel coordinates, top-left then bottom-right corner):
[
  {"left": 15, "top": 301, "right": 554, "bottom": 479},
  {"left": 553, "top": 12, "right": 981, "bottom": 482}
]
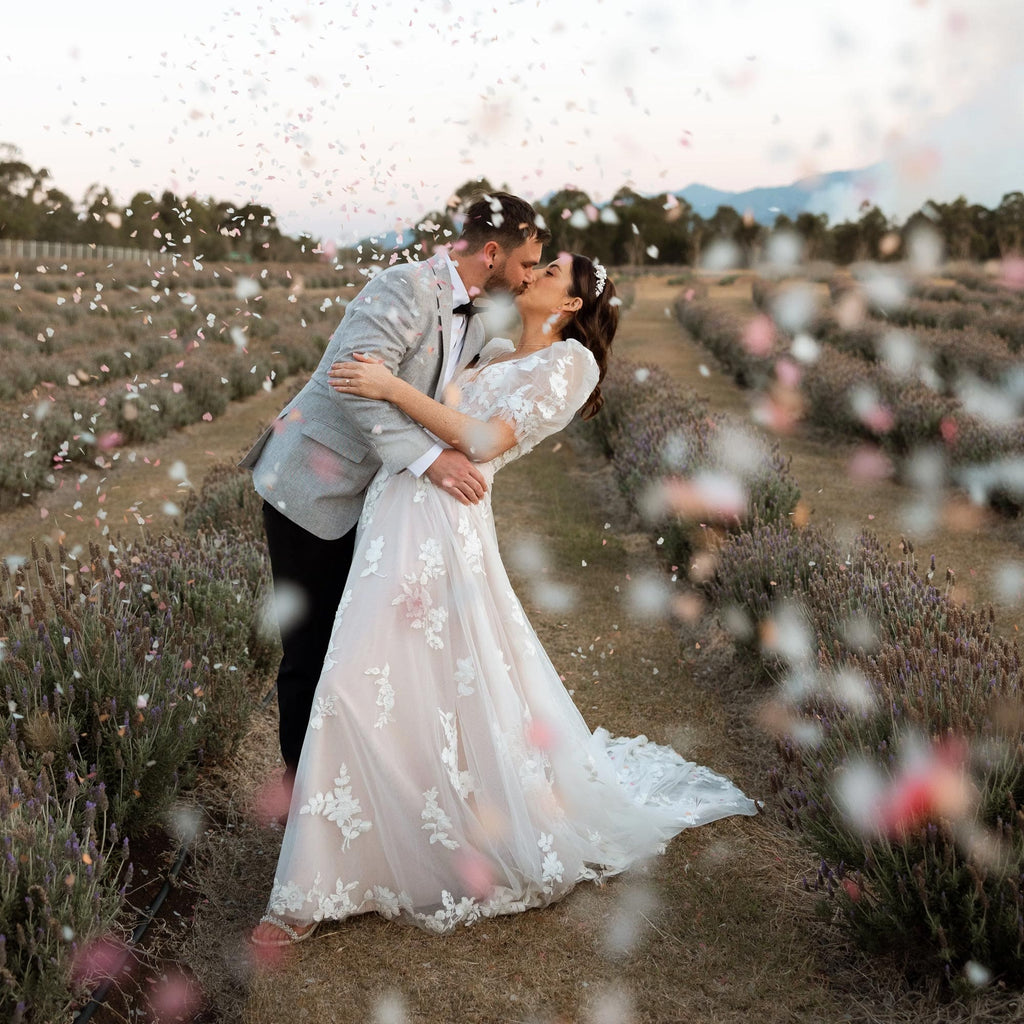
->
[{"left": 266, "top": 468, "right": 758, "bottom": 933}]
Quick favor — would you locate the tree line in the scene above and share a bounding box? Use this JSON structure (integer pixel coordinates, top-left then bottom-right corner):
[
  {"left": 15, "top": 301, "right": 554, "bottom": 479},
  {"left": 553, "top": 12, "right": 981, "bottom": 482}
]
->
[
  {"left": 417, "top": 179, "right": 1024, "bottom": 268},
  {"left": 2, "top": 145, "right": 1022, "bottom": 267},
  {"left": 0, "top": 143, "right": 307, "bottom": 262}
]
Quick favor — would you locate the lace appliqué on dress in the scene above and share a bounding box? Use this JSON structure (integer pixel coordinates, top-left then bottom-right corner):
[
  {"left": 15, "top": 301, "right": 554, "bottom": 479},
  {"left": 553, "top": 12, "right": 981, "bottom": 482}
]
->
[
  {"left": 316, "top": 877, "right": 361, "bottom": 920},
  {"left": 454, "top": 657, "right": 476, "bottom": 697},
  {"left": 300, "top": 764, "right": 372, "bottom": 850},
  {"left": 361, "top": 536, "right": 385, "bottom": 577},
  {"left": 309, "top": 695, "right": 339, "bottom": 730},
  {"left": 538, "top": 832, "right": 565, "bottom": 893},
  {"left": 458, "top": 513, "right": 485, "bottom": 574},
  {"left": 392, "top": 579, "right": 447, "bottom": 649},
  {"left": 439, "top": 709, "right": 475, "bottom": 798},
  {"left": 358, "top": 470, "right": 392, "bottom": 530},
  {"left": 365, "top": 663, "right": 395, "bottom": 728},
  {"left": 322, "top": 589, "right": 353, "bottom": 671},
  {"left": 392, "top": 537, "right": 450, "bottom": 648},
  {"left": 421, "top": 787, "right": 459, "bottom": 850}
]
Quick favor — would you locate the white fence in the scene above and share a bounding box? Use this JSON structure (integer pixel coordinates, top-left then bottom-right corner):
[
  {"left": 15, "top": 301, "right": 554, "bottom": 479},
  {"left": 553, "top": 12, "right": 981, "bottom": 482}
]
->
[{"left": 0, "top": 239, "right": 158, "bottom": 263}]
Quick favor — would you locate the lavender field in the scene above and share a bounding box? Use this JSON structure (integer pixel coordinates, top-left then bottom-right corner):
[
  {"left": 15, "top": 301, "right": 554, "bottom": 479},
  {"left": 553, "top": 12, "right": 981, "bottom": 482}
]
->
[{"left": 2, "top": 252, "right": 1024, "bottom": 1021}]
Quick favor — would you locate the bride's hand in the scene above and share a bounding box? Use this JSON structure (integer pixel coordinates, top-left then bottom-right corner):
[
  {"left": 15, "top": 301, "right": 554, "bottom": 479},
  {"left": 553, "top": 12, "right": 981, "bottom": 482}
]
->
[{"left": 328, "top": 353, "right": 395, "bottom": 400}]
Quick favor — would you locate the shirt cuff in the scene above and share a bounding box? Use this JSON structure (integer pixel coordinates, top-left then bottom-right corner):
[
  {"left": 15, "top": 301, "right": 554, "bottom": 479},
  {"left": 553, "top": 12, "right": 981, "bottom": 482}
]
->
[{"left": 406, "top": 443, "right": 444, "bottom": 478}]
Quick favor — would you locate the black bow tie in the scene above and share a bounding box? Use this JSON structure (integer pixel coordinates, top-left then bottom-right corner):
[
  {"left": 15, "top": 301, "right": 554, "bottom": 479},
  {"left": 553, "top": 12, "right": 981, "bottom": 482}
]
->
[{"left": 453, "top": 301, "right": 479, "bottom": 318}]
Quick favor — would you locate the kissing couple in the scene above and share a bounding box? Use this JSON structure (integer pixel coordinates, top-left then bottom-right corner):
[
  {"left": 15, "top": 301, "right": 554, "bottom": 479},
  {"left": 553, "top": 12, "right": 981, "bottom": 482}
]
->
[{"left": 240, "top": 190, "right": 756, "bottom": 945}]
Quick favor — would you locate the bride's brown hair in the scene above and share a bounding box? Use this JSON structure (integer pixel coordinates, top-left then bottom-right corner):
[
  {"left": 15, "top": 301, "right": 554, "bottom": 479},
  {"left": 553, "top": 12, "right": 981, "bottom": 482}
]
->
[{"left": 564, "top": 254, "right": 618, "bottom": 419}]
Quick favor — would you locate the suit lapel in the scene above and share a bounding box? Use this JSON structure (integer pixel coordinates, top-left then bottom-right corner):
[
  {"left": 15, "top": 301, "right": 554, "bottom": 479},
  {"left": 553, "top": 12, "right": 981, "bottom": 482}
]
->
[
  {"left": 463, "top": 316, "right": 486, "bottom": 363},
  {"left": 428, "top": 253, "right": 456, "bottom": 401}
]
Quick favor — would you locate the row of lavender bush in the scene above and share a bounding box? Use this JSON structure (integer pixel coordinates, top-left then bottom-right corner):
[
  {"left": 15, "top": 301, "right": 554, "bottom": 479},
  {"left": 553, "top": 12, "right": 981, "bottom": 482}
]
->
[
  {"left": 677, "top": 295, "right": 1024, "bottom": 513},
  {"left": 750, "top": 274, "right": 1024, "bottom": 384},
  {"left": 1, "top": 481, "right": 273, "bottom": 1020},
  {"left": 713, "top": 520, "right": 1024, "bottom": 988},
  {"left": 1, "top": 260, "right": 358, "bottom": 512},
  {"left": 0, "top": 331, "right": 325, "bottom": 513},
  {"left": 584, "top": 357, "right": 800, "bottom": 564},
  {"left": 0, "top": 284, "right": 339, "bottom": 403},
  {"left": 585, "top": 346, "right": 1024, "bottom": 988},
  {"left": 848, "top": 270, "right": 1024, "bottom": 353}
]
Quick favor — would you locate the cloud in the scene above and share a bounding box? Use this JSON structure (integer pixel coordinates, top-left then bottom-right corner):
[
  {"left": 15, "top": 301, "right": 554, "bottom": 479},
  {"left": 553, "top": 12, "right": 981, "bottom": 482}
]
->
[
  {"left": 805, "top": 59, "right": 1024, "bottom": 223},
  {"left": 899, "top": 60, "right": 1024, "bottom": 210}
]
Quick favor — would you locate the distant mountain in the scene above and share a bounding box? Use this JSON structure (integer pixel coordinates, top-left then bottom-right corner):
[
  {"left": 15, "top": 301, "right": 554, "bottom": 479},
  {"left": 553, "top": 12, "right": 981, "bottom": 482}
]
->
[{"left": 677, "top": 166, "right": 884, "bottom": 223}]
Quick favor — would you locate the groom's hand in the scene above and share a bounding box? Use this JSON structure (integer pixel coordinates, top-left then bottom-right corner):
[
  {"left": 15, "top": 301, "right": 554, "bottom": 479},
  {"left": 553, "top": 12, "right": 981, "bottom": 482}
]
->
[{"left": 425, "top": 449, "right": 487, "bottom": 505}]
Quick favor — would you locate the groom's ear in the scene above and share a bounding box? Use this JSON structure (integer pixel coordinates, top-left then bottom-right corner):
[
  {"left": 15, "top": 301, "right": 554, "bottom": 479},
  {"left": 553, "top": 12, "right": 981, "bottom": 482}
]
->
[{"left": 482, "top": 240, "right": 501, "bottom": 266}]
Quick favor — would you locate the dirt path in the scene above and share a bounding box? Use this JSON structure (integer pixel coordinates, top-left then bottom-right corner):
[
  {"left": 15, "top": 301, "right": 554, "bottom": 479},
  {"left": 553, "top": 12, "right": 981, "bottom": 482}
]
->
[{"left": 622, "top": 274, "right": 1023, "bottom": 638}]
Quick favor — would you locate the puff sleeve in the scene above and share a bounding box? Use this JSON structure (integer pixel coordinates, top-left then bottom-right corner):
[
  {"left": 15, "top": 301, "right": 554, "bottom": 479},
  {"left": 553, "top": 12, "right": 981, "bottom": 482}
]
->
[{"left": 490, "top": 340, "right": 599, "bottom": 455}]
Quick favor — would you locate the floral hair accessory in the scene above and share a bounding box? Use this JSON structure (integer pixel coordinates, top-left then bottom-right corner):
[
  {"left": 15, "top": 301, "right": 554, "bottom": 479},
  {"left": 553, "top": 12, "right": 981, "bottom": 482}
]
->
[{"left": 591, "top": 258, "right": 607, "bottom": 297}]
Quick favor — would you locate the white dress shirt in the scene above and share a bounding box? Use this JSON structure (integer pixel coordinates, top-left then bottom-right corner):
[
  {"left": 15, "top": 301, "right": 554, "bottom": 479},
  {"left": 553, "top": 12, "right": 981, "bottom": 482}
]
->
[{"left": 406, "top": 247, "right": 475, "bottom": 477}]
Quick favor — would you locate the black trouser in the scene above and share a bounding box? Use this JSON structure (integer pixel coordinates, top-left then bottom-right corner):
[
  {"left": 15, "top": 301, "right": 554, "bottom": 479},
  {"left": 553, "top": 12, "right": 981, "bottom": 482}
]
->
[{"left": 262, "top": 501, "right": 356, "bottom": 776}]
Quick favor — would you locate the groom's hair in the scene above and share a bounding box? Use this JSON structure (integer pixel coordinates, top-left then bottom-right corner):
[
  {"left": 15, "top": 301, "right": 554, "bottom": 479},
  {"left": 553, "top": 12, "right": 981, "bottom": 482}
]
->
[{"left": 458, "top": 192, "right": 550, "bottom": 253}]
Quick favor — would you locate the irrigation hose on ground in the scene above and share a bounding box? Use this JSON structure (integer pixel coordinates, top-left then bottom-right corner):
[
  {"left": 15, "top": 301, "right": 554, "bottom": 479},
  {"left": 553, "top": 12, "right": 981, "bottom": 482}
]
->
[
  {"left": 73, "top": 683, "right": 280, "bottom": 1022},
  {"left": 72, "top": 841, "right": 193, "bottom": 1024}
]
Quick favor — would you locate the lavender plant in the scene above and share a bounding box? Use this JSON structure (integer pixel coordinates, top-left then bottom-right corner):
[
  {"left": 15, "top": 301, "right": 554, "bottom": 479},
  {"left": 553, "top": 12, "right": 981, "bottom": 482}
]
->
[
  {"left": 182, "top": 461, "right": 266, "bottom": 539},
  {"left": 713, "top": 515, "right": 1024, "bottom": 985},
  {"left": 586, "top": 359, "right": 799, "bottom": 566},
  {"left": 1, "top": 534, "right": 271, "bottom": 833},
  {"left": 0, "top": 742, "right": 130, "bottom": 1022},
  {"left": 0, "top": 522, "right": 275, "bottom": 1018},
  {"left": 678, "top": 292, "right": 1024, "bottom": 514},
  {"left": 0, "top": 264, "right": 336, "bottom": 510}
]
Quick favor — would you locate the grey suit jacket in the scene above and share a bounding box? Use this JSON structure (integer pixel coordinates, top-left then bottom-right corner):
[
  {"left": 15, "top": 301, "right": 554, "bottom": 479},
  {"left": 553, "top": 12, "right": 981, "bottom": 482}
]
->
[{"left": 239, "top": 253, "right": 485, "bottom": 540}]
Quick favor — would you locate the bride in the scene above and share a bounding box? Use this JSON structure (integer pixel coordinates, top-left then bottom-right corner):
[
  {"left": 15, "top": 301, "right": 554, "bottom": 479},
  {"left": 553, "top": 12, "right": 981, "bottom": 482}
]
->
[{"left": 251, "top": 252, "right": 757, "bottom": 945}]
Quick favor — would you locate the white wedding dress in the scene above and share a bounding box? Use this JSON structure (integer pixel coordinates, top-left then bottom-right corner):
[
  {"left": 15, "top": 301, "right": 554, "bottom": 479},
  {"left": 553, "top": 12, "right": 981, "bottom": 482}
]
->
[{"left": 266, "top": 338, "right": 757, "bottom": 933}]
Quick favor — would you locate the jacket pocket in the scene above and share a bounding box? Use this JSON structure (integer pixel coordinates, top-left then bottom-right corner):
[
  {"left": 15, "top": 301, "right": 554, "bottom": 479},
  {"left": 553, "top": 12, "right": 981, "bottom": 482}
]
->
[{"left": 300, "top": 419, "right": 371, "bottom": 462}]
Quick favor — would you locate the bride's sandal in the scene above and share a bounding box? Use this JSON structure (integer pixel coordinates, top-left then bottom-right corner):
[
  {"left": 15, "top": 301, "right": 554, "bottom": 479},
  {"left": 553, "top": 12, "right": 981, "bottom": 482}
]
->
[{"left": 250, "top": 913, "right": 321, "bottom": 947}]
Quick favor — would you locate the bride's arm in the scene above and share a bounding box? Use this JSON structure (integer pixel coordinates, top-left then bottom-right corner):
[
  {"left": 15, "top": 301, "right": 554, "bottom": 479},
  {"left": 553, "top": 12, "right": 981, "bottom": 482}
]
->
[{"left": 328, "top": 356, "right": 516, "bottom": 461}]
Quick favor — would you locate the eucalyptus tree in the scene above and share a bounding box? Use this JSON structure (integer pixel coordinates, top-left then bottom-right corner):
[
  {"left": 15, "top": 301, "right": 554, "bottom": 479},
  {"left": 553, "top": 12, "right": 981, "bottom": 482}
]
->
[{"left": 994, "top": 191, "right": 1024, "bottom": 257}]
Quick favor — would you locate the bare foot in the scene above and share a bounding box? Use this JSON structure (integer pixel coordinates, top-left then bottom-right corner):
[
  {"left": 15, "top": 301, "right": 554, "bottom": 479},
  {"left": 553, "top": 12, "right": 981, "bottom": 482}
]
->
[{"left": 250, "top": 917, "right": 318, "bottom": 946}]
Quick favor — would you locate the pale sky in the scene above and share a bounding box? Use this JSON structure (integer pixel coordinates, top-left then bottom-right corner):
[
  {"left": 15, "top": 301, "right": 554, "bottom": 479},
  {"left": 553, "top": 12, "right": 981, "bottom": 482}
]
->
[{"left": 2, "top": 0, "right": 1022, "bottom": 243}]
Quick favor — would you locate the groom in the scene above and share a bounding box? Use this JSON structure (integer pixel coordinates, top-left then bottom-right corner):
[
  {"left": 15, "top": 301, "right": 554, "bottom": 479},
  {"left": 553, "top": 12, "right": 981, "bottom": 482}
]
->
[{"left": 240, "top": 191, "right": 549, "bottom": 783}]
